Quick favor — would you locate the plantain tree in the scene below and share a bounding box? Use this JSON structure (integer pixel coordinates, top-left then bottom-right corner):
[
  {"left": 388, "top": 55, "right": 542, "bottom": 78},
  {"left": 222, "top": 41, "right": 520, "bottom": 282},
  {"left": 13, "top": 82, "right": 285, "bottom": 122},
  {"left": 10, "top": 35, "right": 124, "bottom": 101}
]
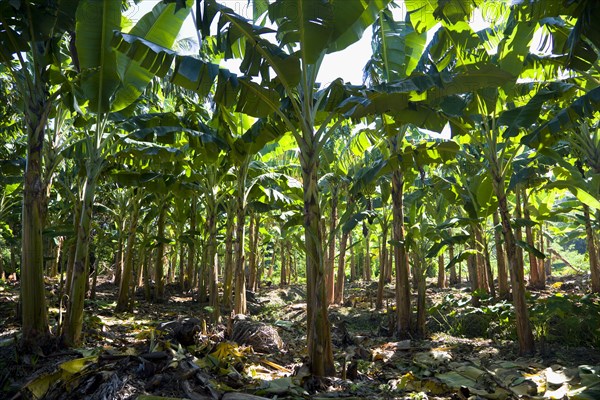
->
[
  {"left": 0, "top": 0, "right": 81, "bottom": 347},
  {"left": 405, "top": 0, "right": 600, "bottom": 354},
  {"left": 62, "top": 0, "right": 193, "bottom": 346},
  {"left": 196, "top": 0, "right": 393, "bottom": 376},
  {"left": 112, "top": 0, "right": 397, "bottom": 374}
]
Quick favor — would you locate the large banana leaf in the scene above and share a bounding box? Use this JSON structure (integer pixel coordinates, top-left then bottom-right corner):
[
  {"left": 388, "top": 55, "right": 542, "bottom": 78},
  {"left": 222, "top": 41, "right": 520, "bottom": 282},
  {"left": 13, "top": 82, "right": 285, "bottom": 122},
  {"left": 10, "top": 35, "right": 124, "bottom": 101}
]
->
[
  {"left": 326, "top": 0, "right": 392, "bottom": 55},
  {"left": 368, "top": 8, "right": 426, "bottom": 82},
  {"left": 513, "top": 0, "right": 600, "bottom": 51},
  {"left": 75, "top": 0, "right": 121, "bottom": 113},
  {"left": 122, "top": 112, "right": 229, "bottom": 161},
  {"left": 405, "top": 0, "right": 483, "bottom": 34},
  {"left": 112, "top": 0, "right": 192, "bottom": 111},
  {"left": 340, "top": 63, "right": 512, "bottom": 128},
  {"left": 234, "top": 116, "right": 290, "bottom": 160},
  {"left": 523, "top": 86, "right": 600, "bottom": 148},
  {"left": 77, "top": 0, "right": 192, "bottom": 113},
  {"left": 498, "top": 82, "right": 577, "bottom": 138},
  {"left": 540, "top": 148, "right": 600, "bottom": 211},
  {"left": 202, "top": 0, "right": 301, "bottom": 89},
  {"left": 0, "top": 0, "right": 79, "bottom": 55},
  {"left": 112, "top": 32, "right": 234, "bottom": 103},
  {"left": 236, "top": 79, "right": 281, "bottom": 118},
  {"left": 267, "top": 0, "right": 391, "bottom": 64},
  {"left": 202, "top": 0, "right": 389, "bottom": 86}
]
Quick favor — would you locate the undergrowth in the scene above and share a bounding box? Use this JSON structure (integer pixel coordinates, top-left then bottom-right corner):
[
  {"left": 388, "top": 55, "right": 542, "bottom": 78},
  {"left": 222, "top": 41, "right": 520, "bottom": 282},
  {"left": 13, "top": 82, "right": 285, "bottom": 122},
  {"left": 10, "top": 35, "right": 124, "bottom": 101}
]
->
[{"left": 428, "top": 291, "right": 600, "bottom": 349}]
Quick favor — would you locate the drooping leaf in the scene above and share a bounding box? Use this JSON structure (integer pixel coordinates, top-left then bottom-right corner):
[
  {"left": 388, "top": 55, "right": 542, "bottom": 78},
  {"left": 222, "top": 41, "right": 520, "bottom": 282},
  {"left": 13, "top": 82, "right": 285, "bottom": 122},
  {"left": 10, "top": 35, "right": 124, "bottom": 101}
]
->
[
  {"left": 76, "top": 0, "right": 121, "bottom": 113},
  {"left": 516, "top": 239, "right": 546, "bottom": 259},
  {"left": 112, "top": 0, "right": 192, "bottom": 111}
]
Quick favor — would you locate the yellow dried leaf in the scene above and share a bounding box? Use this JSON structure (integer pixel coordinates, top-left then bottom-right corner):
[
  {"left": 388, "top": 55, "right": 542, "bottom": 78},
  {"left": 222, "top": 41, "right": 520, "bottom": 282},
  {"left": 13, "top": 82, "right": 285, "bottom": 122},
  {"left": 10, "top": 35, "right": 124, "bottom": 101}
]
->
[
  {"left": 59, "top": 356, "right": 97, "bottom": 374},
  {"left": 24, "top": 371, "right": 62, "bottom": 399},
  {"left": 260, "top": 358, "right": 291, "bottom": 373},
  {"left": 211, "top": 342, "right": 244, "bottom": 361},
  {"left": 398, "top": 372, "right": 417, "bottom": 389}
]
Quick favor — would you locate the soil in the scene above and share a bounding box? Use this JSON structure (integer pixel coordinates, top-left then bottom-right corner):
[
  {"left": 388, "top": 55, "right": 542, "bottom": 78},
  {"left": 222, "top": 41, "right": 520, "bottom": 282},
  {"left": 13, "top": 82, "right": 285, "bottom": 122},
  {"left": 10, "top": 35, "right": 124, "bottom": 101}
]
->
[{"left": 1, "top": 274, "right": 599, "bottom": 399}]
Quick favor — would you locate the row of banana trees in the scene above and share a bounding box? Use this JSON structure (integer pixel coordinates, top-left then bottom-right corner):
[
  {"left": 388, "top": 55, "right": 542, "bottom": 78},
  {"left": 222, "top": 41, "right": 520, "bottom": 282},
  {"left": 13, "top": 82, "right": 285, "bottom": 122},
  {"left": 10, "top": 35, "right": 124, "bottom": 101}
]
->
[{"left": 1, "top": 0, "right": 600, "bottom": 376}]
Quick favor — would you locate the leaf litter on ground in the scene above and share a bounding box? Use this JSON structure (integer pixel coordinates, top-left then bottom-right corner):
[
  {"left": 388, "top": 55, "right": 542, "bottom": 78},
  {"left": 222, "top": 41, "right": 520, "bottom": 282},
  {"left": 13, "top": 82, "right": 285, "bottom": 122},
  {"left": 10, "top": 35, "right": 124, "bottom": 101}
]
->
[{"left": 2, "top": 276, "right": 600, "bottom": 399}]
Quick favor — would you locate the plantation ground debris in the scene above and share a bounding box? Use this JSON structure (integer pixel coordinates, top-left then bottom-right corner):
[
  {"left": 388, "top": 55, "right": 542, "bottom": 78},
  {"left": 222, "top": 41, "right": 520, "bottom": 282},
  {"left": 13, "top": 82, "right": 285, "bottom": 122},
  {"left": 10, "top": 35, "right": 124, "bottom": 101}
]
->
[{"left": 1, "top": 274, "right": 600, "bottom": 399}]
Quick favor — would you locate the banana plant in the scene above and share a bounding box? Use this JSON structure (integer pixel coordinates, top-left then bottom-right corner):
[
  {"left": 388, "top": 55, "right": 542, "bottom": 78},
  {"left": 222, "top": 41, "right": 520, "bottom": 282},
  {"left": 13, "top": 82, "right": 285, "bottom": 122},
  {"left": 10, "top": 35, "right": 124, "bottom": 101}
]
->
[
  {"left": 114, "top": 188, "right": 144, "bottom": 312},
  {"left": 198, "top": 0, "right": 394, "bottom": 376},
  {"left": 62, "top": 0, "right": 193, "bottom": 346},
  {"left": 0, "top": 0, "right": 79, "bottom": 345},
  {"left": 404, "top": 181, "right": 435, "bottom": 336},
  {"left": 114, "top": 0, "right": 395, "bottom": 375},
  {"left": 113, "top": 0, "right": 514, "bottom": 349},
  {"left": 532, "top": 123, "right": 600, "bottom": 292},
  {"left": 405, "top": 0, "right": 600, "bottom": 356},
  {"left": 361, "top": 5, "right": 427, "bottom": 338}
]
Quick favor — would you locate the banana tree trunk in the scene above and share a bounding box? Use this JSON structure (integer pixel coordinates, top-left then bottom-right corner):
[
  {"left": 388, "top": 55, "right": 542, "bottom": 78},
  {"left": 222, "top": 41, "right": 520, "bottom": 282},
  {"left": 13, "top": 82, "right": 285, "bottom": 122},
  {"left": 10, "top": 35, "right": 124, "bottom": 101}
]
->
[
  {"left": 21, "top": 77, "right": 50, "bottom": 345},
  {"left": 290, "top": 242, "right": 297, "bottom": 282},
  {"left": 376, "top": 221, "right": 389, "bottom": 309},
  {"left": 414, "top": 255, "right": 427, "bottom": 337},
  {"left": 493, "top": 211, "right": 509, "bottom": 296},
  {"left": 326, "top": 191, "right": 338, "bottom": 305},
  {"left": 467, "top": 250, "right": 477, "bottom": 294},
  {"left": 113, "top": 213, "right": 126, "bottom": 286},
  {"left": 300, "top": 138, "right": 334, "bottom": 377},
  {"left": 186, "top": 199, "right": 197, "bottom": 292},
  {"left": 63, "top": 168, "right": 98, "bottom": 346},
  {"left": 493, "top": 176, "right": 535, "bottom": 355},
  {"left": 223, "top": 206, "right": 235, "bottom": 307},
  {"left": 116, "top": 199, "right": 140, "bottom": 312},
  {"left": 178, "top": 240, "right": 185, "bottom": 291},
  {"left": 584, "top": 205, "right": 600, "bottom": 292},
  {"left": 514, "top": 189, "right": 526, "bottom": 282},
  {"left": 363, "top": 223, "right": 371, "bottom": 281},
  {"left": 386, "top": 239, "right": 393, "bottom": 283},
  {"left": 198, "top": 235, "right": 208, "bottom": 303},
  {"left": 143, "top": 241, "right": 151, "bottom": 301},
  {"left": 233, "top": 200, "right": 247, "bottom": 315},
  {"left": 524, "top": 189, "right": 543, "bottom": 289},
  {"left": 269, "top": 247, "right": 275, "bottom": 278},
  {"left": 248, "top": 213, "right": 259, "bottom": 292},
  {"left": 65, "top": 200, "right": 82, "bottom": 293},
  {"left": 449, "top": 245, "right": 457, "bottom": 285},
  {"left": 48, "top": 238, "right": 61, "bottom": 277},
  {"left": 538, "top": 225, "right": 546, "bottom": 285},
  {"left": 474, "top": 224, "right": 488, "bottom": 294},
  {"left": 234, "top": 162, "right": 248, "bottom": 315},
  {"left": 544, "top": 231, "right": 552, "bottom": 278},
  {"left": 280, "top": 239, "right": 287, "bottom": 287},
  {"left": 334, "top": 229, "right": 349, "bottom": 304},
  {"left": 207, "top": 205, "right": 219, "bottom": 322},
  {"left": 154, "top": 203, "right": 167, "bottom": 302},
  {"left": 437, "top": 253, "right": 446, "bottom": 289},
  {"left": 482, "top": 233, "right": 496, "bottom": 298},
  {"left": 350, "top": 234, "right": 356, "bottom": 282},
  {"left": 392, "top": 168, "right": 411, "bottom": 338},
  {"left": 257, "top": 248, "right": 265, "bottom": 290}
]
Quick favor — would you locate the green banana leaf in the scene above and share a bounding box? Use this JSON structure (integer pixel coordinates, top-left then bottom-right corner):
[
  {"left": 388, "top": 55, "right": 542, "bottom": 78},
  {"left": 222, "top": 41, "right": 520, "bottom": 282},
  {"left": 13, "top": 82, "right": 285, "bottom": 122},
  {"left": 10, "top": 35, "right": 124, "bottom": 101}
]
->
[{"left": 113, "top": 0, "right": 192, "bottom": 111}]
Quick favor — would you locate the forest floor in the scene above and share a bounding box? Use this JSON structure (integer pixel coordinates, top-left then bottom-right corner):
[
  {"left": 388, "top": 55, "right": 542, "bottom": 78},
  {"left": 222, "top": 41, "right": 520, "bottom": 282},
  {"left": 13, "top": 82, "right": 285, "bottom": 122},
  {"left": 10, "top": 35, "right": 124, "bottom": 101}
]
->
[{"left": 1, "top": 274, "right": 600, "bottom": 399}]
